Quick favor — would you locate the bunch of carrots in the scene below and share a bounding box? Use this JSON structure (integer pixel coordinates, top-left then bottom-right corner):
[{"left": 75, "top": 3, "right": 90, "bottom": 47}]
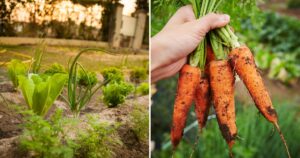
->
[{"left": 170, "top": 0, "right": 291, "bottom": 157}]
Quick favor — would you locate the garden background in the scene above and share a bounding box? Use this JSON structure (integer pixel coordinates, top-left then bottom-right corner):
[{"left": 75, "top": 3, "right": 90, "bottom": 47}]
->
[{"left": 151, "top": 0, "right": 300, "bottom": 157}]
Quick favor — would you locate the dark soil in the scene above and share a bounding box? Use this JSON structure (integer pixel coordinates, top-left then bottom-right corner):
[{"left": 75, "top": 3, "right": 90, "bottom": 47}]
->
[
  {"left": 0, "top": 82, "right": 15, "bottom": 93},
  {"left": 116, "top": 125, "right": 149, "bottom": 158},
  {"left": 0, "top": 103, "right": 23, "bottom": 139}
]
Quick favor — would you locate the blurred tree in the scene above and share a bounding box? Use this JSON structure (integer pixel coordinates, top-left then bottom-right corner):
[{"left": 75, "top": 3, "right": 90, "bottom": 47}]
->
[
  {"left": 30, "top": 0, "right": 57, "bottom": 23},
  {"left": 30, "top": 0, "right": 58, "bottom": 37},
  {"left": 0, "top": 0, "right": 26, "bottom": 35},
  {"left": 100, "top": 0, "right": 119, "bottom": 41},
  {"left": 72, "top": 0, "right": 120, "bottom": 41},
  {"left": 136, "top": 0, "right": 149, "bottom": 11},
  {"left": 0, "top": 0, "right": 58, "bottom": 36},
  {"left": 1, "top": 0, "right": 149, "bottom": 42}
]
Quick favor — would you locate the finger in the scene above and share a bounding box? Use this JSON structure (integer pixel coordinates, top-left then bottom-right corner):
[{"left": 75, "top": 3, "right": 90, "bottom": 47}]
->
[
  {"left": 151, "top": 57, "right": 187, "bottom": 83},
  {"left": 189, "top": 13, "right": 230, "bottom": 36},
  {"left": 164, "top": 5, "right": 196, "bottom": 28}
]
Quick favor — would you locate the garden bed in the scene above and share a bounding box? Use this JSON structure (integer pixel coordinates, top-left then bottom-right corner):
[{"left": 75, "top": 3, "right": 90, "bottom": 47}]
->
[
  {"left": 0, "top": 44, "right": 149, "bottom": 158},
  {"left": 0, "top": 83, "right": 149, "bottom": 157}
]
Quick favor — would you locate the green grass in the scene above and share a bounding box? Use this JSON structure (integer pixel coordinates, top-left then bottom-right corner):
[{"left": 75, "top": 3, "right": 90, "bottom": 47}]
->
[
  {"left": 0, "top": 44, "right": 148, "bottom": 72},
  {"left": 152, "top": 101, "right": 300, "bottom": 158}
]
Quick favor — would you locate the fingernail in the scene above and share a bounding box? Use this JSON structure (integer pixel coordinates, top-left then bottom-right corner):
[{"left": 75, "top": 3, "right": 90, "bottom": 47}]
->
[{"left": 221, "top": 14, "right": 230, "bottom": 22}]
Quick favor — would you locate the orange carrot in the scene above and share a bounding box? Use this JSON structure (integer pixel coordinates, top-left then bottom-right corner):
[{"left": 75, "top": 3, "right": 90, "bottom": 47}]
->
[
  {"left": 229, "top": 46, "right": 277, "bottom": 123},
  {"left": 208, "top": 60, "right": 237, "bottom": 148},
  {"left": 229, "top": 46, "right": 291, "bottom": 158},
  {"left": 193, "top": 44, "right": 215, "bottom": 130},
  {"left": 171, "top": 64, "right": 201, "bottom": 148},
  {"left": 206, "top": 44, "right": 216, "bottom": 63},
  {"left": 205, "top": 44, "right": 216, "bottom": 75},
  {"left": 194, "top": 77, "right": 211, "bottom": 129}
]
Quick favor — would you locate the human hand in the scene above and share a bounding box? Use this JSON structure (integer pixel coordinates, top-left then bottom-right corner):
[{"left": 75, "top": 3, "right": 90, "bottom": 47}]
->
[{"left": 151, "top": 5, "right": 230, "bottom": 83}]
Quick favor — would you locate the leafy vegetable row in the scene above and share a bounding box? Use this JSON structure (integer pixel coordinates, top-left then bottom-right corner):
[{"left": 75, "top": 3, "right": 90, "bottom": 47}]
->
[{"left": 6, "top": 47, "right": 148, "bottom": 117}]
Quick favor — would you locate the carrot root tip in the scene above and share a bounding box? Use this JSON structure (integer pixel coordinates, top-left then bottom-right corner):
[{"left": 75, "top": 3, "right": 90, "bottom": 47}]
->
[{"left": 274, "top": 122, "right": 291, "bottom": 158}]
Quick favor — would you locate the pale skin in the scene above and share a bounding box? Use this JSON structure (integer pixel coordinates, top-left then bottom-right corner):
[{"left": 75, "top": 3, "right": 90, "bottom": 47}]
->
[{"left": 151, "top": 5, "right": 230, "bottom": 83}]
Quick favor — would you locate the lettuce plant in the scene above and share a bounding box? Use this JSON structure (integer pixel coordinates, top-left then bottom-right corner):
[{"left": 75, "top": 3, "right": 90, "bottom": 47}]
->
[
  {"left": 18, "top": 73, "right": 67, "bottom": 116},
  {"left": 102, "top": 82, "right": 134, "bottom": 107},
  {"left": 7, "top": 59, "right": 27, "bottom": 88},
  {"left": 136, "top": 82, "right": 149, "bottom": 96},
  {"left": 101, "top": 67, "right": 124, "bottom": 84},
  {"left": 77, "top": 69, "right": 97, "bottom": 88},
  {"left": 130, "top": 67, "right": 147, "bottom": 84},
  {"left": 44, "top": 63, "right": 67, "bottom": 75}
]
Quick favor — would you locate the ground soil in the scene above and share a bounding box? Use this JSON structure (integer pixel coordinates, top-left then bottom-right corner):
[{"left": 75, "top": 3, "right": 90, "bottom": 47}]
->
[
  {"left": 116, "top": 125, "right": 149, "bottom": 158},
  {"left": 0, "top": 103, "right": 23, "bottom": 139}
]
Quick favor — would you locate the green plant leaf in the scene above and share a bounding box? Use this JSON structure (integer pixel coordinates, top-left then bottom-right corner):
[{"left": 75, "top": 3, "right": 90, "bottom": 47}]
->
[
  {"left": 32, "top": 81, "right": 50, "bottom": 115},
  {"left": 32, "top": 42, "right": 45, "bottom": 73},
  {"left": 44, "top": 73, "right": 68, "bottom": 115},
  {"left": 7, "top": 59, "right": 27, "bottom": 87},
  {"left": 101, "top": 67, "right": 124, "bottom": 84},
  {"left": 130, "top": 67, "right": 148, "bottom": 84},
  {"left": 44, "top": 63, "right": 67, "bottom": 75},
  {"left": 77, "top": 68, "right": 97, "bottom": 88},
  {"left": 18, "top": 73, "right": 67, "bottom": 116},
  {"left": 102, "top": 82, "right": 134, "bottom": 107},
  {"left": 66, "top": 48, "right": 113, "bottom": 116},
  {"left": 18, "top": 75, "right": 35, "bottom": 108}
]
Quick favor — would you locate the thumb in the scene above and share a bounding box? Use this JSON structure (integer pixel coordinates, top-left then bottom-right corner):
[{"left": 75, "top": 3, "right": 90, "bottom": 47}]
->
[{"left": 191, "top": 13, "right": 230, "bottom": 36}]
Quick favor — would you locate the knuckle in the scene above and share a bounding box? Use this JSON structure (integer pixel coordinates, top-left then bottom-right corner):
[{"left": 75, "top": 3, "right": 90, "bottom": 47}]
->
[{"left": 206, "top": 13, "right": 217, "bottom": 17}]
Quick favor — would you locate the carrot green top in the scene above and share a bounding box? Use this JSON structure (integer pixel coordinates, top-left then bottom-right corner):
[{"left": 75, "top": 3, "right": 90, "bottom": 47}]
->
[
  {"left": 189, "top": 0, "right": 223, "bottom": 69},
  {"left": 189, "top": 0, "right": 241, "bottom": 62}
]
